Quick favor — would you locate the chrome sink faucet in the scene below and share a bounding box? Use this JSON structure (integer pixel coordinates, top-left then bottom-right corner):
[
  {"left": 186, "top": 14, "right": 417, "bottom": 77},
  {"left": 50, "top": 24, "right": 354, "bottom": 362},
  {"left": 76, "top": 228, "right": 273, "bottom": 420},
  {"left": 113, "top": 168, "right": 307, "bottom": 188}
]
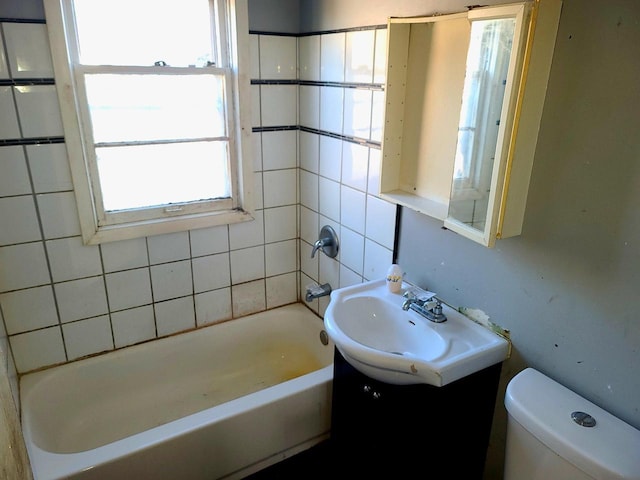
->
[{"left": 402, "top": 291, "right": 447, "bottom": 323}]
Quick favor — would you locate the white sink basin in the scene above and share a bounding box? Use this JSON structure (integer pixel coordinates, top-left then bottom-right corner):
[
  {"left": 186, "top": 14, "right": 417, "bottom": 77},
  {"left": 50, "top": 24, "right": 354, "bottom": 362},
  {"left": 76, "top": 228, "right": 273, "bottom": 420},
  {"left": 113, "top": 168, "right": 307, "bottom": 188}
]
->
[{"left": 324, "top": 279, "right": 510, "bottom": 386}]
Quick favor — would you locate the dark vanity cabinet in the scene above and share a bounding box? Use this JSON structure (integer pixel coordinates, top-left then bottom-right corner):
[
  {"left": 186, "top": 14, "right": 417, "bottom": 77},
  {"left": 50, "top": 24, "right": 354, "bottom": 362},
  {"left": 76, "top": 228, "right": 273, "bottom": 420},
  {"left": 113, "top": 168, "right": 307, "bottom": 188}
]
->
[{"left": 329, "top": 348, "right": 502, "bottom": 478}]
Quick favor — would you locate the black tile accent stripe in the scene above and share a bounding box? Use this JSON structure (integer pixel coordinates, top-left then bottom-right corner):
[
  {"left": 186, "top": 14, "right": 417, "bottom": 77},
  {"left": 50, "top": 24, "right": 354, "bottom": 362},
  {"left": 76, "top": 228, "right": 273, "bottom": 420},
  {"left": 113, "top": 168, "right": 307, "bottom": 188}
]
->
[
  {"left": 248, "top": 30, "right": 298, "bottom": 37},
  {"left": 0, "top": 136, "right": 65, "bottom": 146},
  {"left": 0, "top": 78, "right": 55, "bottom": 86},
  {"left": 251, "top": 79, "right": 299, "bottom": 85},
  {"left": 252, "top": 125, "right": 381, "bottom": 149},
  {"left": 0, "top": 18, "right": 46, "bottom": 24},
  {"left": 251, "top": 79, "right": 384, "bottom": 91}
]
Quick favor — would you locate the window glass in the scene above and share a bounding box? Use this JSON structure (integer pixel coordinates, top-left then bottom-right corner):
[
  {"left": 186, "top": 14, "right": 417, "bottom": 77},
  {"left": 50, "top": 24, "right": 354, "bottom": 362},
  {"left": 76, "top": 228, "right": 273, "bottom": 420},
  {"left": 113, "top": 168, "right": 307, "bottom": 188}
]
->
[
  {"left": 73, "top": 0, "right": 214, "bottom": 67},
  {"left": 97, "top": 141, "right": 230, "bottom": 211},
  {"left": 84, "top": 74, "right": 227, "bottom": 143}
]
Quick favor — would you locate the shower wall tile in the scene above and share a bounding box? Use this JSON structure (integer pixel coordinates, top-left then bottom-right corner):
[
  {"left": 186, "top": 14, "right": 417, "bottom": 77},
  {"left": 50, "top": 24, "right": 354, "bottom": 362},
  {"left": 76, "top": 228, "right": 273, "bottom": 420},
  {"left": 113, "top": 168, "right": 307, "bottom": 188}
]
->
[
  {"left": 339, "top": 226, "right": 365, "bottom": 275},
  {"left": 261, "top": 84, "right": 297, "bottom": 126},
  {"left": 259, "top": 35, "right": 297, "bottom": 79},
  {"left": 266, "top": 272, "right": 297, "bottom": 308},
  {"left": 374, "top": 29, "right": 388, "bottom": 84},
  {"left": 46, "top": 236, "right": 102, "bottom": 282},
  {"left": 318, "top": 177, "right": 340, "bottom": 222},
  {"left": 249, "top": 34, "right": 260, "bottom": 79},
  {"left": 340, "top": 186, "right": 366, "bottom": 235},
  {"left": 63, "top": 315, "right": 113, "bottom": 360},
  {"left": 111, "top": 305, "right": 156, "bottom": 348},
  {"left": 263, "top": 169, "right": 297, "bottom": 208},
  {"left": 343, "top": 88, "right": 372, "bottom": 139},
  {"left": 363, "top": 238, "right": 393, "bottom": 281},
  {"left": 27, "top": 143, "right": 73, "bottom": 193},
  {"left": 299, "top": 206, "right": 318, "bottom": 246},
  {"left": 264, "top": 205, "right": 296, "bottom": 243},
  {"left": 0, "top": 242, "right": 49, "bottom": 292},
  {"left": 299, "top": 35, "right": 319, "bottom": 81},
  {"left": 0, "top": 286, "right": 57, "bottom": 334},
  {"left": 299, "top": 85, "right": 320, "bottom": 129},
  {"left": 367, "top": 147, "right": 382, "bottom": 195},
  {"left": 189, "top": 225, "right": 229, "bottom": 258},
  {"left": 319, "top": 86, "right": 343, "bottom": 134},
  {"left": 14, "top": 85, "right": 63, "bottom": 137},
  {"left": 319, "top": 135, "right": 342, "bottom": 181},
  {"left": 155, "top": 296, "right": 196, "bottom": 336},
  {"left": 37, "top": 191, "right": 81, "bottom": 239},
  {"left": 195, "top": 288, "right": 232, "bottom": 326},
  {"left": 3, "top": 23, "right": 54, "bottom": 78},
  {"left": 192, "top": 253, "right": 230, "bottom": 293},
  {"left": 0, "top": 30, "right": 8, "bottom": 79},
  {"left": 299, "top": 131, "right": 319, "bottom": 173},
  {"left": 0, "top": 196, "right": 41, "bottom": 245},
  {"left": 105, "top": 268, "right": 152, "bottom": 311},
  {"left": 262, "top": 130, "right": 297, "bottom": 170},
  {"left": 252, "top": 132, "right": 263, "bottom": 171},
  {"left": 0, "top": 146, "right": 31, "bottom": 196},
  {"left": 229, "top": 209, "right": 264, "bottom": 250},
  {"left": 230, "top": 245, "right": 265, "bottom": 284},
  {"left": 10, "top": 326, "right": 65, "bottom": 372},
  {"left": 147, "top": 231, "right": 190, "bottom": 264},
  {"left": 345, "top": 29, "right": 374, "bottom": 83},
  {"left": 232, "top": 279, "right": 266, "bottom": 317},
  {"left": 320, "top": 33, "right": 345, "bottom": 82},
  {"left": 265, "top": 239, "right": 297, "bottom": 276},
  {"left": 101, "top": 237, "right": 149, "bottom": 273},
  {"left": 55, "top": 276, "right": 108, "bottom": 323},
  {"left": 341, "top": 142, "right": 369, "bottom": 192},
  {"left": 0, "top": 86, "right": 21, "bottom": 139},
  {"left": 365, "top": 195, "right": 396, "bottom": 249},
  {"left": 299, "top": 169, "right": 318, "bottom": 210},
  {"left": 150, "top": 260, "right": 193, "bottom": 302}
]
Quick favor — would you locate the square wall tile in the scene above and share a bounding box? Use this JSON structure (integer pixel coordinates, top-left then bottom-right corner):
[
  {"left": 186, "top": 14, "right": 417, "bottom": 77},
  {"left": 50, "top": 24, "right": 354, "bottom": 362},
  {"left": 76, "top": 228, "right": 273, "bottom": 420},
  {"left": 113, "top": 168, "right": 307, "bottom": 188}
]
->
[
  {"left": 0, "top": 196, "right": 41, "bottom": 245},
  {"left": 299, "top": 131, "right": 319, "bottom": 174},
  {"left": 251, "top": 85, "right": 261, "bottom": 127},
  {"left": 319, "top": 255, "right": 340, "bottom": 288},
  {"left": 249, "top": 34, "right": 260, "bottom": 79},
  {"left": 319, "top": 135, "right": 342, "bottom": 182},
  {"left": 300, "top": 206, "right": 319, "bottom": 246},
  {"left": 363, "top": 239, "right": 393, "bottom": 281},
  {"left": 342, "top": 142, "right": 369, "bottom": 192},
  {"left": 371, "top": 90, "right": 385, "bottom": 142},
  {"left": 14, "top": 85, "right": 63, "bottom": 138},
  {"left": 189, "top": 225, "right": 229, "bottom": 257},
  {"left": 150, "top": 260, "right": 193, "bottom": 302},
  {"left": 111, "top": 305, "right": 156, "bottom": 348},
  {"left": 264, "top": 205, "right": 297, "bottom": 243},
  {"left": 213, "top": 305, "right": 258, "bottom": 355},
  {"left": 0, "top": 86, "right": 20, "bottom": 139},
  {"left": 148, "top": 231, "right": 190, "bottom": 264},
  {"left": 300, "top": 170, "right": 318, "bottom": 211},
  {"left": 266, "top": 272, "right": 297, "bottom": 309},
  {"left": 101, "top": 237, "right": 149, "bottom": 273},
  {"left": 3, "top": 23, "right": 54, "bottom": 78},
  {"left": 10, "top": 326, "right": 65, "bottom": 373},
  {"left": 299, "top": 239, "right": 319, "bottom": 282},
  {"left": 26, "top": 143, "right": 73, "bottom": 193},
  {"left": 229, "top": 209, "right": 264, "bottom": 250},
  {"left": 230, "top": 246, "right": 265, "bottom": 284},
  {"left": 63, "top": 315, "right": 113, "bottom": 360},
  {"left": 345, "top": 30, "right": 374, "bottom": 83},
  {"left": 365, "top": 195, "right": 397, "bottom": 249},
  {"left": 367, "top": 147, "right": 382, "bottom": 195},
  {"left": 192, "top": 253, "right": 230, "bottom": 293},
  {"left": 195, "top": 288, "right": 232, "bottom": 326},
  {"left": 155, "top": 296, "right": 195, "bottom": 336},
  {"left": 37, "top": 191, "right": 81, "bottom": 239},
  {"left": 339, "top": 264, "right": 362, "bottom": 288},
  {"left": 343, "top": 88, "right": 372, "bottom": 139},
  {"left": 265, "top": 239, "right": 297, "bottom": 277},
  {"left": 320, "top": 86, "right": 344, "bottom": 134},
  {"left": 319, "top": 177, "right": 340, "bottom": 222},
  {"left": 0, "top": 145, "right": 31, "bottom": 196},
  {"left": 232, "top": 280, "right": 265, "bottom": 317},
  {"left": 254, "top": 172, "right": 264, "bottom": 210},
  {"left": 374, "top": 29, "right": 388, "bottom": 84},
  {"left": 341, "top": 186, "right": 366, "bottom": 234},
  {"left": 1, "top": 285, "right": 58, "bottom": 334},
  {"left": 263, "top": 169, "right": 297, "bottom": 208},
  {"left": 299, "top": 85, "right": 319, "bottom": 129},
  {"left": 320, "top": 33, "right": 345, "bottom": 82},
  {"left": 252, "top": 132, "right": 263, "bottom": 171},
  {"left": 262, "top": 130, "right": 297, "bottom": 170},
  {"left": 46, "top": 236, "right": 102, "bottom": 282},
  {"left": 55, "top": 276, "right": 108, "bottom": 323},
  {"left": 0, "top": 242, "right": 49, "bottom": 292},
  {"left": 261, "top": 85, "right": 297, "bottom": 127},
  {"left": 105, "top": 267, "right": 152, "bottom": 311},
  {"left": 260, "top": 35, "right": 297, "bottom": 80},
  {"left": 339, "top": 226, "right": 364, "bottom": 275},
  {"left": 299, "top": 35, "right": 320, "bottom": 81}
]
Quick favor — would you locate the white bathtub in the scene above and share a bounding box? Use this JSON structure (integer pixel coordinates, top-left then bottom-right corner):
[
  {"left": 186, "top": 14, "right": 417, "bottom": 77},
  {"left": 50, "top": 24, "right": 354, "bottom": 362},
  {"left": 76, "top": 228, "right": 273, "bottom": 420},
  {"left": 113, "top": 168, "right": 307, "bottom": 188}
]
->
[{"left": 20, "top": 303, "right": 334, "bottom": 480}]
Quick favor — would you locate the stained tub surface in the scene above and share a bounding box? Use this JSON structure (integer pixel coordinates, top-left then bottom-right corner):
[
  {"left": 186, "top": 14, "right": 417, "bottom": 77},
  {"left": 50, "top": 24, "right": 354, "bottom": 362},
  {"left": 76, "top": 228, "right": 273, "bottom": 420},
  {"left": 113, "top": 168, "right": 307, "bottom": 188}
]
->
[{"left": 20, "top": 303, "right": 333, "bottom": 480}]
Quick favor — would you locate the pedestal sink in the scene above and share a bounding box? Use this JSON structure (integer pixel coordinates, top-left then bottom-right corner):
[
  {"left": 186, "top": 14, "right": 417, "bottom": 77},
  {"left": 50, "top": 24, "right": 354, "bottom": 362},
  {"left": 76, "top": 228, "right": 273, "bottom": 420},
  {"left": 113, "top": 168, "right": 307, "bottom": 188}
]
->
[{"left": 324, "top": 279, "right": 510, "bottom": 386}]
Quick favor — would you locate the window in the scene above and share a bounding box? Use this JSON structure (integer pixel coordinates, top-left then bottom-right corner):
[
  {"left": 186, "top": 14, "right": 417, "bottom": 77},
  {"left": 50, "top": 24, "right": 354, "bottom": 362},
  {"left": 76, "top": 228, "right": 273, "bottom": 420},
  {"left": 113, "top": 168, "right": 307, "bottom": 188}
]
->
[{"left": 44, "top": 0, "right": 254, "bottom": 244}]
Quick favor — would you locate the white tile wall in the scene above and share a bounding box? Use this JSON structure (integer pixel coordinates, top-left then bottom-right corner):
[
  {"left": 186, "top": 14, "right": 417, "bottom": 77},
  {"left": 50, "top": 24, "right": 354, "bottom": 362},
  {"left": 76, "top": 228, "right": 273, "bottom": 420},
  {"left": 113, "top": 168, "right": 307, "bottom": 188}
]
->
[{"left": 1, "top": 27, "right": 395, "bottom": 373}]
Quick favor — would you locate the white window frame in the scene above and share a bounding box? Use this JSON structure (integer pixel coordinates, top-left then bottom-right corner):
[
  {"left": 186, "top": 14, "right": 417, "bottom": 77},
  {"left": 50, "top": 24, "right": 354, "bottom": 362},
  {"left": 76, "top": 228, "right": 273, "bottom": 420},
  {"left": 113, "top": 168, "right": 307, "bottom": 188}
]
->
[{"left": 44, "top": 0, "right": 254, "bottom": 245}]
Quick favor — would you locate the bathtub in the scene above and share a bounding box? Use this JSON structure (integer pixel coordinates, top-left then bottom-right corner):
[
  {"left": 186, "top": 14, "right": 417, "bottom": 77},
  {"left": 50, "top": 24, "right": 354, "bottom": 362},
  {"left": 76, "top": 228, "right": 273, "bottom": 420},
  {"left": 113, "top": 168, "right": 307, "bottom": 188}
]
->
[{"left": 20, "top": 303, "right": 333, "bottom": 480}]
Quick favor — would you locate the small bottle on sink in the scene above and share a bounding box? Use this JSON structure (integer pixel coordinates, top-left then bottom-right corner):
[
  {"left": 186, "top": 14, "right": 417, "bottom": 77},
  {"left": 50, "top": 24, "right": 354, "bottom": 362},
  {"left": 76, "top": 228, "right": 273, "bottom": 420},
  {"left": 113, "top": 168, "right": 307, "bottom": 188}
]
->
[{"left": 386, "top": 264, "right": 403, "bottom": 293}]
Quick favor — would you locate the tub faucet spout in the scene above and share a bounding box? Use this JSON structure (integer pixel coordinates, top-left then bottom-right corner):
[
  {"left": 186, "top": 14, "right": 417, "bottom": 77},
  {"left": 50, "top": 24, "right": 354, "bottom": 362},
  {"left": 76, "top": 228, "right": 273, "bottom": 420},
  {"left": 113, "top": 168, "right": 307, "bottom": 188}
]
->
[{"left": 305, "top": 283, "right": 332, "bottom": 302}]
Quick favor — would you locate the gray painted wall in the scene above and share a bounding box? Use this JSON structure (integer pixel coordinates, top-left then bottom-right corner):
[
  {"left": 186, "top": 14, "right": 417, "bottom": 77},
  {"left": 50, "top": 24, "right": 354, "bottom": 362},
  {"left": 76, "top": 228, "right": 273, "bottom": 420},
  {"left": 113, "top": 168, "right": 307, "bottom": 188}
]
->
[{"left": 248, "top": 0, "right": 300, "bottom": 32}]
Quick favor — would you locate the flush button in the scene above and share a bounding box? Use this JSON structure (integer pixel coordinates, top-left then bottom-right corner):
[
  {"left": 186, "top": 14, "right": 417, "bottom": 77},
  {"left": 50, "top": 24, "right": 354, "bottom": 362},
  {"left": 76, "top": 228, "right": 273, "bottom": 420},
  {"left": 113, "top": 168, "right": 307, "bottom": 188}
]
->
[{"left": 571, "top": 411, "right": 596, "bottom": 427}]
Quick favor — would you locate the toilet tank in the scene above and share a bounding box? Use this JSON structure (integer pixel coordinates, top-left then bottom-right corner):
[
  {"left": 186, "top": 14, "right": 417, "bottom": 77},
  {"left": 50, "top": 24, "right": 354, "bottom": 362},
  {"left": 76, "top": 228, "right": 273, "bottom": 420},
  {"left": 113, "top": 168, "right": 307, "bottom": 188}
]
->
[{"left": 504, "top": 368, "right": 640, "bottom": 480}]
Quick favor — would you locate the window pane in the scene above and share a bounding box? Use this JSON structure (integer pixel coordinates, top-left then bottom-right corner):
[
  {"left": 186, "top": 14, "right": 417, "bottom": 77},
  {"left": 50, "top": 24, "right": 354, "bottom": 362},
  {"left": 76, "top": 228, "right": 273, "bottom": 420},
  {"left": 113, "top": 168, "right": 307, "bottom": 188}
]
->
[
  {"left": 97, "top": 142, "right": 230, "bottom": 211},
  {"left": 73, "top": 0, "right": 213, "bottom": 67},
  {"left": 85, "top": 74, "right": 226, "bottom": 143}
]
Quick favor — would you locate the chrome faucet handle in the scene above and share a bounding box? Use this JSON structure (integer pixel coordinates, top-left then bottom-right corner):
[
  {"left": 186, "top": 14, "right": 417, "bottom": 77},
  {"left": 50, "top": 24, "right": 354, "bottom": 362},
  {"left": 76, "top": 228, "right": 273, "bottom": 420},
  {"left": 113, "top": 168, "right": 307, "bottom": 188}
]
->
[
  {"left": 310, "top": 225, "right": 339, "bottom": 258},
  {"left": 311, "top": 238, "right": 326, "bottom": 258}
]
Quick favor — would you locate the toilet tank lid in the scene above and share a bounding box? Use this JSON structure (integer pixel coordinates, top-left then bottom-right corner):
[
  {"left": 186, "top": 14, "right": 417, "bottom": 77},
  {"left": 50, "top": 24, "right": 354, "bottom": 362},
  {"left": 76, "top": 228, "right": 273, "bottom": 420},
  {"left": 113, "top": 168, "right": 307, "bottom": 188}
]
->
[{"left": 505, "top": 368, "right": 640, "bottom": 480}]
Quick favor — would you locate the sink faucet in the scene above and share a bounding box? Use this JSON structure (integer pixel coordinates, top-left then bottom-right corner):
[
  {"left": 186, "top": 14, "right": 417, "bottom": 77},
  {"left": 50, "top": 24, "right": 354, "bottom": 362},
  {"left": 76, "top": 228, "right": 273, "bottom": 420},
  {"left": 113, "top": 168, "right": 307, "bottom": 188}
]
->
[{"left": 402, "top": 291, "right": 447, "bottom": 323}]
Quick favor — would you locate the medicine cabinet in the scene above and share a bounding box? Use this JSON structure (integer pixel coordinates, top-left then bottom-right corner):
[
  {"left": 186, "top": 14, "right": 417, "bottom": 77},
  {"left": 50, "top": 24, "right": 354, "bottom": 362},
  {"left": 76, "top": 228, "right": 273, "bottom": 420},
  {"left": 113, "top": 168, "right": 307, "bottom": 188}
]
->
[{"left": 380, "top": 0, "right": 561, "bottom": 246}]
